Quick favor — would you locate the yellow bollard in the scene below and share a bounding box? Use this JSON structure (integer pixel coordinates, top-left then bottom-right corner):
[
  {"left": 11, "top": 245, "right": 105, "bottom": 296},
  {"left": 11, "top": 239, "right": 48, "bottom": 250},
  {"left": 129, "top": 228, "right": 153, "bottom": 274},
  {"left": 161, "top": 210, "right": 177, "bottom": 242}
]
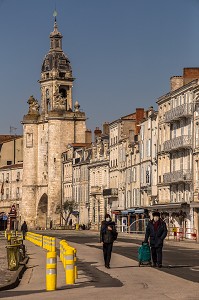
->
[
  {"left": 7, "top": 232, "right": 11, "bottom": 244},
  {"left": 51, "top": 237, "right": 56, "bottom": 252},
  {"left": 46, "top": 251, "right": 57, "bottom": 291},
  {"left": 74, "top": 248, "right": 78, "bottom": 280},
  {"left": 65, "top": 247, "right": 75, "bottom": 285}
]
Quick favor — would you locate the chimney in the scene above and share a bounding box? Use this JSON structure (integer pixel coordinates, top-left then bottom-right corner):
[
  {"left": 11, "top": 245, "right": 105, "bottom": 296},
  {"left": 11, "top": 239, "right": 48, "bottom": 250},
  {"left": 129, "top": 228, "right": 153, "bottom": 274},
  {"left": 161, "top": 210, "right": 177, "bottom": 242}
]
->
[
  {"left": 183, "top": 68, "right": 199, "bottom": 85},
  {"left": 103, "top": 122, "right": 109, "bottom": 135},
  {"left": 94, "top": 127, "right": 102, "bottom": 141},
  {"left": 85, "top": 129, "right": 92, "bottom": 144},
  {"left": 147, "top": 106, "right": 154, "bottom": 117},
  {"left": 170, "top": 76, "right": 183, "bottom": 91},
  {"left": 135, "top": 108, "right": 145, "bottom": 134}
]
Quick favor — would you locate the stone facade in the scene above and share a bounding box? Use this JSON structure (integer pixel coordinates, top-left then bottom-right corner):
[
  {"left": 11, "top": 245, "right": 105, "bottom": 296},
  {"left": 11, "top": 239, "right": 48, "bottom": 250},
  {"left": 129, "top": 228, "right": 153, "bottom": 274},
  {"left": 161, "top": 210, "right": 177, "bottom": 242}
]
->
[
  {"left": 89, "top": 135, "right": 109, "bottom": 229},
  {"left": 156, "top": 69, "right": 199, "bottom": 235},
  {"left": 0, "top": 137, "right": 23, "bottom": 167},
  {"left": 0, "top": 163, "right": 23, "bottom": 229},
  {"left": 21, "top": 18, "right": 87, "bottom": 228},
  {"left": 62, "top": 144, "right": 91, "bottom": 226}
]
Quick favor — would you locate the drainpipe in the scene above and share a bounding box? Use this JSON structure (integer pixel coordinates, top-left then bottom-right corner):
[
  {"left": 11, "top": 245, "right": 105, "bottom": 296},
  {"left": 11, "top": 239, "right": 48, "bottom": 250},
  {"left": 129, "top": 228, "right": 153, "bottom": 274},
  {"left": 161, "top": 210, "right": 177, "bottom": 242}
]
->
[{"left": 14, "top": 138, "right": 16, "bottom": 165}]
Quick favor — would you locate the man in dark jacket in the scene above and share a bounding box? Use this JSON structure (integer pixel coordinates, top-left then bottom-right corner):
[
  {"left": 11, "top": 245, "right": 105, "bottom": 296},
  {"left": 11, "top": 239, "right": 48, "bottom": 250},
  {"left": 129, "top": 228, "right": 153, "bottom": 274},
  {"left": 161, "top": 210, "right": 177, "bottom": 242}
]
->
[
  {"left": 144, "top": 211, "right": 167, "bottom": 268},
  {"left": 21, "top": 221, "right": 28, "bottom": 240},
  {"left": 100, "top": 213, "right": 117, "bottom": 269}
]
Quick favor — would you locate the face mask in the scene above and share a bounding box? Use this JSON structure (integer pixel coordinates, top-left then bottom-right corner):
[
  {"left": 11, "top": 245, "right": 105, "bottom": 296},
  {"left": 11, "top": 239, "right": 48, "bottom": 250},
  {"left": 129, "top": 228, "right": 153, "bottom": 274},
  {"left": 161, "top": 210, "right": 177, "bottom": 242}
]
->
[
  {"left": 106, "top": 218, "right": 111, "bottom": 222},
  {"left": 154, "top": 216, "right": 159, "bottom": 222}
]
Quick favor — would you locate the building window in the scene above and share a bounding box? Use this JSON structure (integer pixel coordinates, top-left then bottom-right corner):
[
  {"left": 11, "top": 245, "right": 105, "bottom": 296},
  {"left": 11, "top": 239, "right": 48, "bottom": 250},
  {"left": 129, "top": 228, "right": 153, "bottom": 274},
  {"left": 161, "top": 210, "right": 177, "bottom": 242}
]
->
[
  {"left": 6, "top": 188, "right": 9, "bottom": 199},
  {"left": 17, "top": 172, "right": 20, "bottom": 181},
  {"left": 146, "top": 166, "right": 150, "bottom": 184},
  {"left": 6, "top": 173, "right": 9, "bottom": 183},
  {"left": 196, "top": 123, "right": 199, "bottom": 147},
  {"left": 16, "top": 187, "right": 19, "bottom": 198}
]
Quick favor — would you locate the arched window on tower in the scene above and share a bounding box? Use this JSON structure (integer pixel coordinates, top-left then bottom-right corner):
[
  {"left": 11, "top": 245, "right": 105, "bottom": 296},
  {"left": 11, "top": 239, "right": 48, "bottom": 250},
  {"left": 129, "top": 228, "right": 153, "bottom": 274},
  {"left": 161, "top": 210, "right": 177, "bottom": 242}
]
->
[
  {"left": 46, "top": 89, "right": 51, "bottom": 112},
  {"left": 59, "top": 87, "right": 67, "bottom": 110}
]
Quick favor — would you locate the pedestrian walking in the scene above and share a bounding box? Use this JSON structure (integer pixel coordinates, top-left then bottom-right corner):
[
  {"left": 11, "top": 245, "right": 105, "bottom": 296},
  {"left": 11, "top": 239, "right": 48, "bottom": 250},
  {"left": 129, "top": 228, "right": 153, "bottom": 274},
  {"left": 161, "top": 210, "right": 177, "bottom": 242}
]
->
[
  {"left": 144, "top": 211, "right": 167, "bottom": 268},
  {"left": 21, "top": 221, "right": 28, "bottom": 240},
  {"left": 100, "top": 213, "right": 118, "bottom": 269}
]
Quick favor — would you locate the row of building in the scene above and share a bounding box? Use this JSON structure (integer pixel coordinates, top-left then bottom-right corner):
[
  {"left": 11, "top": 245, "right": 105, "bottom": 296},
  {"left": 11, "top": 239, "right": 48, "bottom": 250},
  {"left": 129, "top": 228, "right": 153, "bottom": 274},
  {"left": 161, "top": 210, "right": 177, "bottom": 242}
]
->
[
  {"left": 1, "top": 16, "right": 199, "bottom": 238},
  {"left": 61, "top": 68, "right": 199, "bottom": 235}
]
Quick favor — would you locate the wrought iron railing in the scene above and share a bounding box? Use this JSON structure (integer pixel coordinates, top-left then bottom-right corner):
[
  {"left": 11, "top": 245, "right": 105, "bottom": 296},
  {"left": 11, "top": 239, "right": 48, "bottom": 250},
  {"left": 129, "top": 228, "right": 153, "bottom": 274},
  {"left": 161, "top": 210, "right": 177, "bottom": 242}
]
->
[
  {"left": 163, "top": 135, "right": 192, "bottom": 152},
  {"left": 165, "top": 103, "right": 193, "bottom": 123},
  {"left": 163, "top": 169, "right": 192, "bottom": 184}
]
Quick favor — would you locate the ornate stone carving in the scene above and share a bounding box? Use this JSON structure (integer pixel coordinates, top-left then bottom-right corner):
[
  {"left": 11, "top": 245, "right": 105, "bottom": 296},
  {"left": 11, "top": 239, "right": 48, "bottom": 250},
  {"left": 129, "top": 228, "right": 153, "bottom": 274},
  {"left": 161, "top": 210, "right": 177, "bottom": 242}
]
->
[
  {"left": 27, "top": 96, "right": 40, "bottom": 114},
  {"left": 74, "top": 100, "right": 80, "bottom": 112},
  {"left": 53, "top": 90, "right": 66, "bottom": 110}
]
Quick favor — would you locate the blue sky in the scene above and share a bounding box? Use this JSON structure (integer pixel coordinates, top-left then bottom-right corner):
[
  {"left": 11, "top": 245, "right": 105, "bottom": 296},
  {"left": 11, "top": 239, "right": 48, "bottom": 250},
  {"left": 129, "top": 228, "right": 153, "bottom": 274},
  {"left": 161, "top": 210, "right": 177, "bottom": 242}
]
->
[{"left": 0, "top": 0, "right": 199, "bottom": 135}]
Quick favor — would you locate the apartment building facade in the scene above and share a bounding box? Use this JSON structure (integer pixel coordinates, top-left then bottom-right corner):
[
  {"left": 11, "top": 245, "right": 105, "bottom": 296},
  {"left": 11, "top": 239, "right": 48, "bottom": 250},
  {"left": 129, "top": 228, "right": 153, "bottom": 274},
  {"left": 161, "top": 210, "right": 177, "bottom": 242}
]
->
[
  {"left": 89, "top": 135, "right": 109, "bottom": 229},
  {"left": 156, "top": 68, "right": 199, "bottom": 233}
]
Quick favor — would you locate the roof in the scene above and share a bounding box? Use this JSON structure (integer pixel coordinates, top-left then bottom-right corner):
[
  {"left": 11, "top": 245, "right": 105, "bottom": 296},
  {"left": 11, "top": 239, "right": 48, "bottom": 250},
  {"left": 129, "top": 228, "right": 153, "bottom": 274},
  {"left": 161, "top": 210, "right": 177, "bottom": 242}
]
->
[
  {"left": 156, "top": 79, "right": 199, "bottom": 104},
  {"left": 0, "top": 135, "right": 22, "bottom": 144},
  {"left": 0, "top": 163, "right": 23, "bottom": 170}
]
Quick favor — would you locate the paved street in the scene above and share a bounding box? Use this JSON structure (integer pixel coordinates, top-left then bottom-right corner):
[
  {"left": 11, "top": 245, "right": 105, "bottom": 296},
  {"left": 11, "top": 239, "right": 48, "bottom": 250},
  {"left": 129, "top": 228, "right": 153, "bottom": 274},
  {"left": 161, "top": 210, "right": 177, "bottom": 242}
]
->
[
  {"left": 1, "top": 230, "right": 199, "bottom": 300},
  {"left": 41, "top": 230, "right": 199, "bottom": 283}
]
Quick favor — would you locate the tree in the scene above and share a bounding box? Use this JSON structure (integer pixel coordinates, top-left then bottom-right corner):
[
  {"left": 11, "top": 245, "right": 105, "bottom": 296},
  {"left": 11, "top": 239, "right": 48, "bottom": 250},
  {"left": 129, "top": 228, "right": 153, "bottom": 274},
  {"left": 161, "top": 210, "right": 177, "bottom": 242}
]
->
[{"left": 56, "top": 200, "right": 77, "bottom": 225}]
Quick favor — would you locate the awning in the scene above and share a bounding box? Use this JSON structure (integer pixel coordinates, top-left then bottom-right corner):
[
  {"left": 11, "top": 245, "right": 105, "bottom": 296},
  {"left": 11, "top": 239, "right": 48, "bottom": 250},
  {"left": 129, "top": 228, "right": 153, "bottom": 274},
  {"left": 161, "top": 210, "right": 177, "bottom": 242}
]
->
[
  {"left": 190, "top": 202, "right": 199, "bottom": 208},
  {"left": 112, "top": 211, "right": 120, "bottom": 215},
  {"left": 135, "top": 209, "right": 145, "bottom": 214},
  {"left": 72, "top": 211, "right": 79, "bottom": 215},
  {"left": 121, "top": 210, "right": 128, "bottom": 215},
  {"left": 147, "top": 202, "right": 189, "bottom": 210},
  {"left": 127, "top": 209, "right": 135, "bottom": 213}
]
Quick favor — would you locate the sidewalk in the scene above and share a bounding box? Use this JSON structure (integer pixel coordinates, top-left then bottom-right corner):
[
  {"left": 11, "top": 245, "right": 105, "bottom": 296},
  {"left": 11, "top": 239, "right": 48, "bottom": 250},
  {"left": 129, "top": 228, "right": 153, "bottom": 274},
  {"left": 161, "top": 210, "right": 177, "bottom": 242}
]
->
[{"left": 0, "top": 238, "right": 199, "bottom": 299}]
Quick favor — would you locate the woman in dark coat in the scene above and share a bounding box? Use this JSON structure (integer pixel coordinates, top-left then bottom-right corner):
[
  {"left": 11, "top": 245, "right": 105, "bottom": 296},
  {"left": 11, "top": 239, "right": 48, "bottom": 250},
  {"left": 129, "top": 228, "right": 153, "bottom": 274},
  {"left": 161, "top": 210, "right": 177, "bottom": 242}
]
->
[
  {"left": 144, "top": 211, "right": 167, "bottom": 268},
  {"left": 100, "top": 214, "right": 118, "bottom": 269}
]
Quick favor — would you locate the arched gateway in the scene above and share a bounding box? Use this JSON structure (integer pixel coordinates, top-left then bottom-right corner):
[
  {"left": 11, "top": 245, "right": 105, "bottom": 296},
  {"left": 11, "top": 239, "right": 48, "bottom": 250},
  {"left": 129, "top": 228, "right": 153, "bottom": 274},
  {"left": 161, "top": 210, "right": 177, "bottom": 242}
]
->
[{"left": 36, "top": 193, "right": 48, "bottom": 229}]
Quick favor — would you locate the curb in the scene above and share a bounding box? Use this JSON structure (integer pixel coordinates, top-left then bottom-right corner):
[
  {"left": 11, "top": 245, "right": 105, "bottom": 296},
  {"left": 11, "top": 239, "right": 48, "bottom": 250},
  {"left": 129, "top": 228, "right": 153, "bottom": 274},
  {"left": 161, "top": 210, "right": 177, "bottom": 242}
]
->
[{"left": 0, "top": 256, "right": 29, "bottom": 291}]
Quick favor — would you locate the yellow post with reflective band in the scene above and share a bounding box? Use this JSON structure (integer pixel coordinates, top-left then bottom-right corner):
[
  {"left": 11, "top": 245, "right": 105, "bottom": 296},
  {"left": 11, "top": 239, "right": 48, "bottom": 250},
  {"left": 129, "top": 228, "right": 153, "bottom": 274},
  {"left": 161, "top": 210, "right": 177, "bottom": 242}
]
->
[
  {"left": 74, "top": 248, "right": 78, "bottom": 279},
  {"left": 51, "top": 237, "right": 56, "bottom": 252},
  {"left": 65, "top": 247, "right": 75, "bottom": 285},
  {"left": 46, "top": 251, "right": 57, "bottom": 291}
]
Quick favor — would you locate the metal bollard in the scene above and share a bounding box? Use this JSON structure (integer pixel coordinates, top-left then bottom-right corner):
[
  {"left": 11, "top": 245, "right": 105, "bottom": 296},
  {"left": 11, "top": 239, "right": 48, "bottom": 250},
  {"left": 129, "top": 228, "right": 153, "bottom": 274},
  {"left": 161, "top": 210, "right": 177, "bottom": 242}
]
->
[
  {"left": 46, "top": 251, "right": 57, "bottom": 291},
  {"left": 65, "top": 247, "right": 75, "bottom": 285},
  {"left": 74, "top": 248, "right": 78, "bottom": 280}
]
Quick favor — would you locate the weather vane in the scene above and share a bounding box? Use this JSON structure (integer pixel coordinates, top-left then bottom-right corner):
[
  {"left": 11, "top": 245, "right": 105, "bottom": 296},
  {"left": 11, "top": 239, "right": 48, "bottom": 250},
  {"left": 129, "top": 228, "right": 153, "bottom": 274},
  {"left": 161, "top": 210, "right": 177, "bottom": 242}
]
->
[{"left": 53, "top": 9, "right": 57, "bottom": 22}]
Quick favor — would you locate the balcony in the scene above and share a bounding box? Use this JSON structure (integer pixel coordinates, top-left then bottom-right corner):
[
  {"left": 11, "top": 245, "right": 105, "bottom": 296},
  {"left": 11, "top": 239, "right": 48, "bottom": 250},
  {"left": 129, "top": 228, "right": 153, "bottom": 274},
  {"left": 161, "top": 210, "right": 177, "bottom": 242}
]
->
[
  {"left": 163, "top": 169, "right": 192, "bottom": 184},
  {"left": 90, "top": 186, "right": 102, "bottom": 195},
  {"left": 163, "top": 135, "right": 192, "bottom": 152},
  {"left": 165, "top": 103, "right": 193, "bottom": 123}
]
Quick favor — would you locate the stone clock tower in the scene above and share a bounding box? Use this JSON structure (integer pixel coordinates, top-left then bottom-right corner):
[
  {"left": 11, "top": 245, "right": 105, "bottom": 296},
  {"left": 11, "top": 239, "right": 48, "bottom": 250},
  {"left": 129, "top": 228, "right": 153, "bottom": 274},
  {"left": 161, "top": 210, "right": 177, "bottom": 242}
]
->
[{"left": 21, "top": 16, "right": 87, "bottom": 228}]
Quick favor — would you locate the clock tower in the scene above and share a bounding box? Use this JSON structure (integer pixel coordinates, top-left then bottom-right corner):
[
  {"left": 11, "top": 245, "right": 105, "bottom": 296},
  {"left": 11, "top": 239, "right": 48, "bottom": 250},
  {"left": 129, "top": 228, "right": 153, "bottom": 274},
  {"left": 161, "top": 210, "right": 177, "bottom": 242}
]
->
[
  {"left": 21, "top": 14, "right": 87, "bottom": 228},
  {"left": 40, "top": 15, "right": 73, "bottom": 114}
]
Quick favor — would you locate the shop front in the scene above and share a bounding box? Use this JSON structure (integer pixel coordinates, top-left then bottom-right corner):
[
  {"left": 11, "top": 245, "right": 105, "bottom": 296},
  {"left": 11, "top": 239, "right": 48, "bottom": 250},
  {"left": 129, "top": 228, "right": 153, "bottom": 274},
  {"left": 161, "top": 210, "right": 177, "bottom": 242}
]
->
[{"left": 148, "top": 202, "right": 192, "bottom": 239}]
